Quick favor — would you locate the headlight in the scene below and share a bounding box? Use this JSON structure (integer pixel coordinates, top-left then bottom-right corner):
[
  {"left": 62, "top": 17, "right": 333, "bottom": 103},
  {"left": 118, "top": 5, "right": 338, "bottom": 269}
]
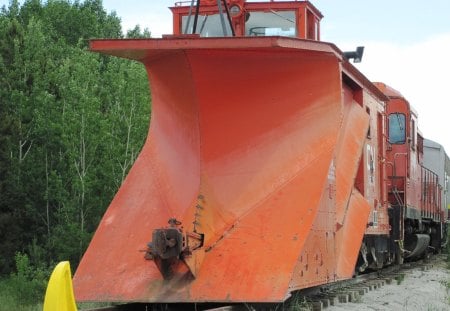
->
[{"left": 229, "top": 4, "right": 242, "bottom": 18}]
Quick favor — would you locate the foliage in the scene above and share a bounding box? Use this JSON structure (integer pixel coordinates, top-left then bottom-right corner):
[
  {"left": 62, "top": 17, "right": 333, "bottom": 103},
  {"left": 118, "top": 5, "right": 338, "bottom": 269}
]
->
[
  {"left": 0, "top": 0, "right": 151, "bottom": 285},
  {"left": 126, "top": 24, "right": 151, "bottom": 38},
  {"left": 395, "top": 273, "right": 405, "bottom": 285},
  {"left": 0, "top": 252, "right": 49, "bottom": 309},
  {"left": 284, "top": 293, "right": 313, "bottom": 311}
]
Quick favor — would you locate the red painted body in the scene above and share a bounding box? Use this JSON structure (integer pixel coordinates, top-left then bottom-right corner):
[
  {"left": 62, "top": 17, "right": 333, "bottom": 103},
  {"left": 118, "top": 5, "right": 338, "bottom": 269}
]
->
[
  {"left": 376, "top": 82, "right": 442, "bottom": 219},
  {"left": 375, "top": 83, "right": 444, "bottom": 253},
  {"left": 73, "top": 0, "right": 447, "bottom": 304}
]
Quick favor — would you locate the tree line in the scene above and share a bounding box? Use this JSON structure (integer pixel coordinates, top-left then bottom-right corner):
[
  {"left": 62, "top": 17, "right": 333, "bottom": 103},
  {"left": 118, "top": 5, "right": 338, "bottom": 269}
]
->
[{"left": 0, "top": 0, "right": 151, "bottom": 276}]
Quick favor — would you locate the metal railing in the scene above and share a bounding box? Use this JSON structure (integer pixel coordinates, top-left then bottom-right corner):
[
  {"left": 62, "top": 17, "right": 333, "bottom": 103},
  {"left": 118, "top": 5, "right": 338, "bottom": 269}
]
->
[{"left": 421, "top": 165, "right": 442, "bottom": 220}]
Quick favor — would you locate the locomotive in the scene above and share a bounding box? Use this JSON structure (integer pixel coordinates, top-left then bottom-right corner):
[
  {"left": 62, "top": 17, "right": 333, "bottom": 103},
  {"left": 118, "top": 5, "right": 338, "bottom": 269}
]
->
[{"left": 73, "top": 0, "right": 448, "bottom": 304}]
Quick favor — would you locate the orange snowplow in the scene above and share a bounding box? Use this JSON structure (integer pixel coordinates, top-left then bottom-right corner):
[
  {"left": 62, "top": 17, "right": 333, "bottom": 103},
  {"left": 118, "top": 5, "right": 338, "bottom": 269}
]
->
[
  {"left": 74, "top": 35, "right": 382, "bottom": 302},
  {"left": 74, "top": 0, "right": 389, "bottom": 304}
]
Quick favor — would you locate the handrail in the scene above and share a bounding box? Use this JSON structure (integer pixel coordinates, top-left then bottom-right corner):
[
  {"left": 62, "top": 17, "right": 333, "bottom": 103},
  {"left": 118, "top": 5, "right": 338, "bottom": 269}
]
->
[
  {"left": 420, "top": 164, "right": 441, "bottom": 220},
  {"left": 175, "top": 0, "right": 303, "bottom": 7}
]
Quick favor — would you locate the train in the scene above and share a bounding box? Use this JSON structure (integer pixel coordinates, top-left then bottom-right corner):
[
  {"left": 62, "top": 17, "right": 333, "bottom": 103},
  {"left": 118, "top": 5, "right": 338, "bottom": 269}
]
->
[{"left": 72, "top": 0, "right": 449, "bottom": 305}]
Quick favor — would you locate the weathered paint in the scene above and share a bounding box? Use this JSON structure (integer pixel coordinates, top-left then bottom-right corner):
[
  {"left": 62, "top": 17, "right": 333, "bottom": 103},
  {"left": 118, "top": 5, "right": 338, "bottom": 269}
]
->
[{"left": 73, "top": 37, "right": 379, "bottom": 302}]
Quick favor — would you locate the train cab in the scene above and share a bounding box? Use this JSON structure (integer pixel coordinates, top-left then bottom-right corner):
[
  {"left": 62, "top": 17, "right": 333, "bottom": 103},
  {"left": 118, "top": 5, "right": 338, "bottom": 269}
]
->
[
  {"left": 376, "top": 83, "right": 422, "bottom": 215},
  {"left": 170, "top": 0, "right": 322, "bottom": 39},
  {"left": 375, "top": 82, "right": 444, "bottom": 260}
]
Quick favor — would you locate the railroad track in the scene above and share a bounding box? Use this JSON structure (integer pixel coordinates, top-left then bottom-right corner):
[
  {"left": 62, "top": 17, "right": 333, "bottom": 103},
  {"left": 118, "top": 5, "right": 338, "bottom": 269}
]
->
[
  {"left": 284, "top": 255, "right": 441, "bottom": 311},
  {"left": 82, "top": 255, "right": 443, "bottom": 311}
]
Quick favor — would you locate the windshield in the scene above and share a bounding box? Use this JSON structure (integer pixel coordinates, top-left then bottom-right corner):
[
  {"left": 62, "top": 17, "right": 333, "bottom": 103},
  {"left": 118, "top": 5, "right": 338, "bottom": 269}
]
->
[
  {"left": 182, "top": 14, "right": 233, "bottom": 37},
  {"left": 245, "top": 11, "right": 296, "bottom": 37},
  {"left": 388, "top": 113, "right": 406, "bottom": 144},
  {"left": 181, "top": 10, "right": 296, "bottom": 38}
]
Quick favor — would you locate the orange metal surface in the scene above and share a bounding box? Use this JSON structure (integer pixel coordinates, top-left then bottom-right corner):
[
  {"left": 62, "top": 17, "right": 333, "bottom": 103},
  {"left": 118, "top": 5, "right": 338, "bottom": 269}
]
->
[
  {"left": 73, "top": 37, "right": 381, "bottom": 303},
  {"left": 335, "top": 189, "right": 372, "bottom": 276},
  {"left": 334, "top": 86, "right": 369, "bottom": 226},
  {"left": 289, "top": 81, "right": 377, "bottom": 290},
  {"left": 74, "top": 37, "right": 345, "bottom": 302}
]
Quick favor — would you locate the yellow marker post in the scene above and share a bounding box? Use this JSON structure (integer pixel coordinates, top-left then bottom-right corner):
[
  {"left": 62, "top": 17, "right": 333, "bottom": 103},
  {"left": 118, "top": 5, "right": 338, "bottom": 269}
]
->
[{"left": 43, "top": 261, "right": 77, "bottom": 311}]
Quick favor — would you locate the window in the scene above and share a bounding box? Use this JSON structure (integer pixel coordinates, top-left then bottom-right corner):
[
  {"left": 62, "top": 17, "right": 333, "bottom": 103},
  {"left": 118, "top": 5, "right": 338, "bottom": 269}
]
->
[
  {"left": 411, "top": 119, "right": 416, "bottom": 150},
  {"left": 388, "top": 113, "right": 406, "bottom": 144},
  {"left": 182, "top": 14, "right": 233, "bottom": 37},
  {"left": 245, "top": 11, "right": 296, "bottom": 37},
  {"left": 366, "top": 107, "right": 371, "bottom": 139}
]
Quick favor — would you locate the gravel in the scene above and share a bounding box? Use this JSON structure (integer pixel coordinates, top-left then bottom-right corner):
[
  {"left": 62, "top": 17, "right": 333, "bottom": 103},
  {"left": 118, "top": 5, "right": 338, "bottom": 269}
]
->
[{"left": 326, "top": 258, "right": 450, "bottom": 311}]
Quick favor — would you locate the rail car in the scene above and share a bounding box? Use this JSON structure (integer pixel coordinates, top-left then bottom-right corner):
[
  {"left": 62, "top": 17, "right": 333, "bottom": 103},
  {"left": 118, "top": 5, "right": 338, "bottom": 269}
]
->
[
  {"left": 72, "top": 0, "right": 448, "bottom": 304},
  {"left": 423, "top": 139, "right": 450, "bottom": 220}
]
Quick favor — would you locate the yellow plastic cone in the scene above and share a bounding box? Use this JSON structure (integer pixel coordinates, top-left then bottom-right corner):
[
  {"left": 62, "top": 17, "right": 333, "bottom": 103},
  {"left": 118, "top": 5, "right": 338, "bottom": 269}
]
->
[{"left": 43, "top": 261, "right": 77, "bottom": 311}]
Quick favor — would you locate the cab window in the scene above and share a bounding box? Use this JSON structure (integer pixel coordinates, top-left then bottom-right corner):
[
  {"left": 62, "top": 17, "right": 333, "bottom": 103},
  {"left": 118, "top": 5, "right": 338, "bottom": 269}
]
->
[
  {"left": 245, "top": 11, "right": 296, "bottom": 37},
  {"left": 182, "top": 14, "right": 233, "bottom": 37},
  {"left": 388, "top": 113, "right": 406, "bottom": 144}
]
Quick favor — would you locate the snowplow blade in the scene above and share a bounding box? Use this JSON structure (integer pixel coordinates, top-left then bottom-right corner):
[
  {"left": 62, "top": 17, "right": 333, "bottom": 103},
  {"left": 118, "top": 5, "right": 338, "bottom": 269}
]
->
[{"left": 74, "top": 37, "right": 363, "bottom": 302}]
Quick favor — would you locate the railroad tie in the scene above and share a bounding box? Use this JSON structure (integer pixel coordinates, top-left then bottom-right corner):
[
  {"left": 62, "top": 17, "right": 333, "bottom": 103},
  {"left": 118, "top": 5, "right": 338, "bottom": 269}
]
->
[{"left": 311, "top": 300, "right": 323, "bottom": 311}]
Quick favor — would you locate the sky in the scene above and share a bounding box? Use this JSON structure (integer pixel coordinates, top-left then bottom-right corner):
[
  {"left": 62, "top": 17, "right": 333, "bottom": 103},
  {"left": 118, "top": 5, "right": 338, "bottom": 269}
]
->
[{"left": 1, "top": 0, "right": 449, "bottom": 154}]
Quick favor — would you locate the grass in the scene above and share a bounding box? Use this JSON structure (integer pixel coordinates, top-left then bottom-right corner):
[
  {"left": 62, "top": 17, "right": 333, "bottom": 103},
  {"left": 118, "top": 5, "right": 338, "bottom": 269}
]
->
[
  {"left": 0, "top": 278, "right": 43, "bottom": 311},
  {"left": 284, "top": 292, "right": 313, "bottom": 311},
  {"left": 0, "top": 277, "right": 113, "bottom": 311},
  {"left": 395, "top": 273, "right": 405, "bottom": 285},
  {"left": 0, "top": 253, "right": 49, "bottom": 311}
]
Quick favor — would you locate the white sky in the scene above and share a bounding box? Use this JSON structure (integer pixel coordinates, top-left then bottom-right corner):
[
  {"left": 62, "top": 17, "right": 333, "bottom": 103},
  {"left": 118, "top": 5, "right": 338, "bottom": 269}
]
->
[{"left": 1, "top": 0, "right": 449, "bottom": 154}]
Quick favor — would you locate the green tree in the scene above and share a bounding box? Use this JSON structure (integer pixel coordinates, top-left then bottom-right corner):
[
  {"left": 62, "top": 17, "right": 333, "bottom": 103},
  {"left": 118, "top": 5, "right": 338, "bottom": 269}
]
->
[
  {"left": 0, "top": 0, "right": 151, "bottom": 276},
  {"left": 126, "top": 24, "right": 151, "bottom": 38}
]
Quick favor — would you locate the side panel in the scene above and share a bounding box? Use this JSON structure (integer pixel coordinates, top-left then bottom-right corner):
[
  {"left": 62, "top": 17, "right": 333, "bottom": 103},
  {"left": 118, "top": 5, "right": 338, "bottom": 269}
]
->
[
  {"left": 289, "top": 79, "right": 373, "bottom": 289},
  {"left": 333, "top": 85, "right": 372, "bottom": 279},
  {"left": 288, "top": 164, "right": 336, "bottom": 290},
  {"left": 364, "top": 91, "right": 390, "bottom": 235},
  {"left": 335, "top": 85, "right": 369, "bottom": 226},
  {"left": 336, "top": 190, "right": 371, "bottom": 277}
]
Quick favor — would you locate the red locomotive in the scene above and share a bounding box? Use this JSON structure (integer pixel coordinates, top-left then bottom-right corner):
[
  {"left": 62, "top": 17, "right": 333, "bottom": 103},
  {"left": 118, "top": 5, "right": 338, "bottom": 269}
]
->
[{"left": 73, "top": 0, "right": 448, "bottom": 304}]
